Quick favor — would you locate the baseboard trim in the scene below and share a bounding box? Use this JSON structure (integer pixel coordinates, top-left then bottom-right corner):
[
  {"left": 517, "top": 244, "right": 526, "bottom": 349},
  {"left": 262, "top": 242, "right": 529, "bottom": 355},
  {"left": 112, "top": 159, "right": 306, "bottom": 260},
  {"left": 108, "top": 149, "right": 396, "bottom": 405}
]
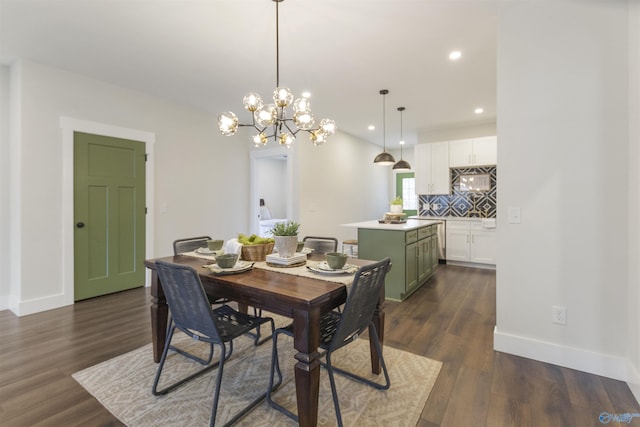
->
[
  {"left": 10, "top": 293, "right": 72, "bottom": 316},
  {"left": 0, "top": 295, "right": 8, "bottom": 311},
  {"left": 627, "top": 360, "right": 640, "bottom": 405},
  {"left": 494, "top": 327, "right": 631, "bottom": 383}
]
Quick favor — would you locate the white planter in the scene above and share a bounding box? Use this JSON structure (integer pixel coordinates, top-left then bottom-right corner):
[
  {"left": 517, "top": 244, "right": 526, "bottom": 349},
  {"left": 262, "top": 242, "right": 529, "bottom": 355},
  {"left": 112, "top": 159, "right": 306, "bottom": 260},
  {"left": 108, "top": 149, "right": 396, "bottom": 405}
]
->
[
  {"left": 274, "top": 235, "right": 298, "bottom": 258},
  {"left": 390, "top": 204, "right": 403, "bottom": 214}
]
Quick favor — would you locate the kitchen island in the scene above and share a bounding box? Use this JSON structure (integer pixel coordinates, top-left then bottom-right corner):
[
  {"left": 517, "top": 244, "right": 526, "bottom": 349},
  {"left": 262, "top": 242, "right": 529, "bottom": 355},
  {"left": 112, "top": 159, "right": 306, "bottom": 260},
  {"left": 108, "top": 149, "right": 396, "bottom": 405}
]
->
[{"left": 342, "top": 219, "right": 441, "bottom": 301}]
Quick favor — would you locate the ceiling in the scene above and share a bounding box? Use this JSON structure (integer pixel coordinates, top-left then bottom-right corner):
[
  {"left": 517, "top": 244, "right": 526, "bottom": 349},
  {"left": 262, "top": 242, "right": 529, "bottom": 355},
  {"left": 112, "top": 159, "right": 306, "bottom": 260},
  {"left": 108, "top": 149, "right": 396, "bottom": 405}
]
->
[{"left": 0, "top": 0, "right": 502, "bottom": 148}]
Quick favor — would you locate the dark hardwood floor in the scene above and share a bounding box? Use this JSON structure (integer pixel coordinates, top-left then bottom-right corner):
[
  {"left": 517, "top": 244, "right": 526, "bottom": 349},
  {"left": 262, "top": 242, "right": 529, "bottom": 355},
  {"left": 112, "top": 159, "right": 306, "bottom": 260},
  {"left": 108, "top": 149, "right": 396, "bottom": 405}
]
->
[{"left": 1, "top": 264, "right": 638, "bottom": 426}]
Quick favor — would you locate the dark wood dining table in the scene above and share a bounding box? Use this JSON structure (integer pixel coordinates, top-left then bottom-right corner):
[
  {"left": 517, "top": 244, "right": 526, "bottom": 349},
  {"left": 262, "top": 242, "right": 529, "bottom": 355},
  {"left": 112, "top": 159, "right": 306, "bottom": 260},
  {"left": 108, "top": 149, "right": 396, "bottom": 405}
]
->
[{"left": 144, "top": 253, "right": 385, "bottom": 427}]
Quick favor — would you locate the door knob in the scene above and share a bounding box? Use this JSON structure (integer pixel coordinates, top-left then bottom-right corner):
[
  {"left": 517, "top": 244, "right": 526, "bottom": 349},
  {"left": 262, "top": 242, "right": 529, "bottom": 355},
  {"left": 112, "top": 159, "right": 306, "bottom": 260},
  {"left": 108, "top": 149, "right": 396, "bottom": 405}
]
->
[{"left": 76, "top": 222, "right": 85, "bottom": 228}]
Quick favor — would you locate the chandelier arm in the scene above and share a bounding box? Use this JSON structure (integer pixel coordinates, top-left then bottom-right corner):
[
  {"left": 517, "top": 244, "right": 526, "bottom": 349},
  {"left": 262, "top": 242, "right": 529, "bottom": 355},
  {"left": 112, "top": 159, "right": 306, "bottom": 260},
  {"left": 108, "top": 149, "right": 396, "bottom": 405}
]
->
[{"left": 281, "top": 120, "right": 298, "bottom": 136}]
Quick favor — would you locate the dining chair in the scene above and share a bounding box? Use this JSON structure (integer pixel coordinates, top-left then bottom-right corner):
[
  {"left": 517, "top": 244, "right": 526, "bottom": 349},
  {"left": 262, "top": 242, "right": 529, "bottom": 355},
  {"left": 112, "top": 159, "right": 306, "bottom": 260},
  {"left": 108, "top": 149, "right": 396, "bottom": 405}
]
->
[
  {"left": 152, "top": 260, "right": 277, "bottom": 427},
  {"left": 302, "top": 236, "right": 338, "bottom": 254},
  {"left": 173, "top": 236, "right": 231, "bottom": 306},
  {"left": 266, "top": 257, "right": 392, "bottom": 426},
  {"left": 173, "top": 236, "right": 212, "bottom": 254}
]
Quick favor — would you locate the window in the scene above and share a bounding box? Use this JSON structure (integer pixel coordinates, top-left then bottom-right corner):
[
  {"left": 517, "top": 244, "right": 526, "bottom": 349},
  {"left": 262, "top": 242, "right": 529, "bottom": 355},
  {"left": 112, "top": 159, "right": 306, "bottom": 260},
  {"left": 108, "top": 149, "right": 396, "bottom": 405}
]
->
[{"left": 395, "top": 172, "right": 417, "bottom": 216}]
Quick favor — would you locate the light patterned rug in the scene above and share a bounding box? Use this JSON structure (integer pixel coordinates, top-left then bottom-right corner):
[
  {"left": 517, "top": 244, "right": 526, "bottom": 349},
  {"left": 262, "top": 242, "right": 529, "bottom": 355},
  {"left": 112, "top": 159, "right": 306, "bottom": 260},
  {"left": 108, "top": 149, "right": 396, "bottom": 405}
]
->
[{"left": 73, "top": 318, "right": 441, "bottom": 427}]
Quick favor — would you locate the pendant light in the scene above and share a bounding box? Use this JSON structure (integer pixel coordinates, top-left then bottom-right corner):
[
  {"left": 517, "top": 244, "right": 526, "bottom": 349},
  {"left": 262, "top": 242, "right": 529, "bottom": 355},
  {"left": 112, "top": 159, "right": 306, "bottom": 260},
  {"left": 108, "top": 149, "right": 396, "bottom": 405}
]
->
[
  {"left": 393, "top": 106, "right": 411, "bottom": 171},
  {"left": 373, "top": 89, "right": 396, "bottom": 165}
]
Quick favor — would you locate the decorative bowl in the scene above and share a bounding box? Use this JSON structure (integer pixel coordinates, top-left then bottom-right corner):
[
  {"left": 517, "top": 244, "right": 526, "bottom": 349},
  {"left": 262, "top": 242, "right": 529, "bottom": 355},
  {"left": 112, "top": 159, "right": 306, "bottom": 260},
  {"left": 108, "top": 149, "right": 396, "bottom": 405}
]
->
[
  {"left": 216, "top": 253, "right": 238, "bottom": 269},
  {"left": 325, "top": 252, "right": 348, "bottom": 270}
]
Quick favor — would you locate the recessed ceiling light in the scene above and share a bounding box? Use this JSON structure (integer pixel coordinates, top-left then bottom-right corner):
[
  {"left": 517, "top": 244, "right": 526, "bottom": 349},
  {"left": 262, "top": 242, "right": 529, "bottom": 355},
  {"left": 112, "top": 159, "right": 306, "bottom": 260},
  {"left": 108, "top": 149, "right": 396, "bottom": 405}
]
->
[
  {"left": 449, "top": 51, "right": 462, "bottom": 60},
  {"left": 368, "top": 125, "right": 375, "bottom": 131},
  {"left": 474, "top": 107, "right": 484, "bottom": 114},
  {"left": 301, "top": 91, "right": 311, "bottom": 98}
]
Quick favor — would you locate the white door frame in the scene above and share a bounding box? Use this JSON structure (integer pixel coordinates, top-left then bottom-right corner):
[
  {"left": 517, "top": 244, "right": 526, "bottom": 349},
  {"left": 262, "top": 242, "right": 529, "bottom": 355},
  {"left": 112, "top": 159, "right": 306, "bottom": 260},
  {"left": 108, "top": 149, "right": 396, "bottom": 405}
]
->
[{"left": 60, "top": 117, "right": 155, "bottom": 306}]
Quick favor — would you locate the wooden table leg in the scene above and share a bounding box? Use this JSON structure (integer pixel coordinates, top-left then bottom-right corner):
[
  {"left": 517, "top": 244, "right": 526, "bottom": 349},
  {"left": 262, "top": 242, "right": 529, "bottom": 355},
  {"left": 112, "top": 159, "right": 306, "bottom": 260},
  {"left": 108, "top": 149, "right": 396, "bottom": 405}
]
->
[
  {"left": 149, "top": 270, "right": 168, "bottom": 363},
  {"left": 368, "top": 286, "right": 386, "bottom": 374},
  {"left": 293, "top": 308, "right": 321, "bottom": 427}
]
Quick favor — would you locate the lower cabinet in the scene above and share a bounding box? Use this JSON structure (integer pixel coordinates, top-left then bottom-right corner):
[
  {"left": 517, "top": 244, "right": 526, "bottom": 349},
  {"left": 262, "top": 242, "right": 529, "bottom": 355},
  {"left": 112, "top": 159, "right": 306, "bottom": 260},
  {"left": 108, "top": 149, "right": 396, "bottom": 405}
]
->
[
  {"left": 358, "top": 224, "right": 439, "bottom": 301},
  {"left": 445, "top": 220, "right": 496, "bottom": 266}
]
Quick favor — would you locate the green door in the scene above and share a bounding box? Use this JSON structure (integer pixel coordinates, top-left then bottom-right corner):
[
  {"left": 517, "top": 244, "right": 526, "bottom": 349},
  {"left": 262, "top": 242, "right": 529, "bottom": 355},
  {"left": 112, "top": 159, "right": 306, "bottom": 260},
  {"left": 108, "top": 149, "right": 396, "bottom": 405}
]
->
[{"left": 74, "top": 132, "right": 146, "bottom": 300}]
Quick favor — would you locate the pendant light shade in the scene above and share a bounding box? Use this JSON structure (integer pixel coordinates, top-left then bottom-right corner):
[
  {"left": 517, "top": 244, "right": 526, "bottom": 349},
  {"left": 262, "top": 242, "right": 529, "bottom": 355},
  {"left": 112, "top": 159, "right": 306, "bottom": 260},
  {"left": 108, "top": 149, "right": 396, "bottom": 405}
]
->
[
  {"left": 373, "top": 89, "right": 396, "bottom": 165},
  {"left": 393, "top": 106, "right": 411, "bottom": 171}
]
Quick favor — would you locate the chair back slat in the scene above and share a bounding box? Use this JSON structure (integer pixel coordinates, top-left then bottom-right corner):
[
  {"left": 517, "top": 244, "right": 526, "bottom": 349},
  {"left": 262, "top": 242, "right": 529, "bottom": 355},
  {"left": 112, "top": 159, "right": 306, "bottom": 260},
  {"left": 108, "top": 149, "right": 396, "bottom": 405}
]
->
[
  {"left": 173, "top": 236, "right": 211, "bottom": 255},
  {"left": 155, "top": 260, "right": 221, "bottom": 342},
  {"left": 329, "top": 257, "right": 391, "bottom": 351}
]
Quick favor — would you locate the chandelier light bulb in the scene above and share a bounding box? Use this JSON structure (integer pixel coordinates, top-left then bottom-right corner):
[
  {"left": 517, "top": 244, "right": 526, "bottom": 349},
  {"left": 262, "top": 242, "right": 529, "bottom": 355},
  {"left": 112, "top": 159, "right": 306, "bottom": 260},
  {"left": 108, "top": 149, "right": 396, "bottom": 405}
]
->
[
  {"left": 293, "top": 111, "right": 315, "bottom": 130},
  {"left": 218, "top": 112, "right": 239, "bottom": 136},
  {"left": 319, "top": 119, "right": 336, "bottom": 136},
  {"left": 252, "top": 133, "right": 268, "bottom": 147},
  {"left": 310, "top": 130, "right": 327, "bottom": 146},
  {"left": 279, "top": 132, "right": 295, "bottom": 147},
  {"left": 293, "top": 97, "right": 311, "bottom": 113},
  {"left": 254, "top": 104, "right": 277, "bottom": 127},
  {"left": 273, "top": 87, "right": 293, "bottom": 107},
  {"left": 243, "top": 92, "right": 263, "bottom": 112}
]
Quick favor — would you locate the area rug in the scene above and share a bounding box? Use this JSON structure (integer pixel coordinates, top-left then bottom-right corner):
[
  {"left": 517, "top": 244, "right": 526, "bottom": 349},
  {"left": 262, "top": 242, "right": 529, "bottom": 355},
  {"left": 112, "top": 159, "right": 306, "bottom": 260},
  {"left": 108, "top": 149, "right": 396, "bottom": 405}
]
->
[{"left": 73, "top": 320, "right": 442, "bottom": 426}]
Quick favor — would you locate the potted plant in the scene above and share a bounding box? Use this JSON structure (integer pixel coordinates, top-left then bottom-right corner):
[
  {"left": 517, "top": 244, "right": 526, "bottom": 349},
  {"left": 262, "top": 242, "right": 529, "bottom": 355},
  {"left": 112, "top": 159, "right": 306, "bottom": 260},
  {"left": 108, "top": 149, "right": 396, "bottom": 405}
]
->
[
  {"left": 390, "top": 196, "right": 404, "bottom": 214},
  {"left": 270, "top": 221, "right": 300, "bottom": 257}
]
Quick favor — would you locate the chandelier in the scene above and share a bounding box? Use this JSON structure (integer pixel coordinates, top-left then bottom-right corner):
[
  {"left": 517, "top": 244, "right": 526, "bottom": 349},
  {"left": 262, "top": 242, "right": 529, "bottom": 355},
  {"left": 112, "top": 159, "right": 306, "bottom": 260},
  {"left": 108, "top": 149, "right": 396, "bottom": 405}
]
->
[
  {"left": 217, "top": 0, "right": 336, "bottom": 148},
  {"left": 392, "top": 107, "right": 411, "bottom": 170}
]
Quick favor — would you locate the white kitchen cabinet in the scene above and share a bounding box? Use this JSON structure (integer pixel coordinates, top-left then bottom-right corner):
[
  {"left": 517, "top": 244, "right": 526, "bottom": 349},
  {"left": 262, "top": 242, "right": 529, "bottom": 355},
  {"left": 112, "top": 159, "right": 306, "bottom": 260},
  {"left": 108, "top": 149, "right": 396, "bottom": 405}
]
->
[
  {"left": 445, "top": 220, "right": 496, "bottom": 266},
  {"left": 449, "top": 136, "right": 497, "bottom": 167},
  {"left": 414, "top": 141, "right": 450, "bottom": 195}
]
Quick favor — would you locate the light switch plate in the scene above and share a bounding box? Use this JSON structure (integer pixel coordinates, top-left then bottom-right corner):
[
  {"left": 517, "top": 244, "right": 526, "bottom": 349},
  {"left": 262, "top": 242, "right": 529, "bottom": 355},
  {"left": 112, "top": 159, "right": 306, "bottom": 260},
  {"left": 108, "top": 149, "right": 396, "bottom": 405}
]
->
[{"left": 508, "top": 207, "right": 521, "bottom": 224}]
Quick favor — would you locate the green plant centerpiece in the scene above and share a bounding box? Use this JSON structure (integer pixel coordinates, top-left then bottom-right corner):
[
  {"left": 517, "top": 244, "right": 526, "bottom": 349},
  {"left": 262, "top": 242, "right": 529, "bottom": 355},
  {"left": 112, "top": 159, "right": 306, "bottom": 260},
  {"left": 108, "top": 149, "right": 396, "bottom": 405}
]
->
[
  {"left": 270, "top": 221, "right": 300, "bottom": 258},
  {"left": 390, "top": 196, "right": 404, "bottom": 214}
]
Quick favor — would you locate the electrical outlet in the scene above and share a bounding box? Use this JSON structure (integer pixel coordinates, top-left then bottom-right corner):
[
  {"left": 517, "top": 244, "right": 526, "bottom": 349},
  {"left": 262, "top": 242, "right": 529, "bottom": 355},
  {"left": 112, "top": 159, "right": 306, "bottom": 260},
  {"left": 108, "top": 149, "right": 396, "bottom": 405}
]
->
[{"left": 552, "top": 306, "right": 567, "bottom": 325}]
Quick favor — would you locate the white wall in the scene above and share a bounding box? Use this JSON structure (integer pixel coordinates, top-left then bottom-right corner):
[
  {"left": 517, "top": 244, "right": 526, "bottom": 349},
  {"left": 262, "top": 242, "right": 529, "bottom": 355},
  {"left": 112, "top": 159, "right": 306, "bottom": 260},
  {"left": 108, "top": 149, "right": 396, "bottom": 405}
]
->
[
  {"left": 0, "top": 65, "right": 9, "bottom": 310},
  {"left": 297, "top": 132, "right": 390, "bottom": 248},
  {"left": 628, "top": 0, "right": 640, "bottom": 403},
  {"left": 495, "top": 0, "right": 631, "bottom": 382}
]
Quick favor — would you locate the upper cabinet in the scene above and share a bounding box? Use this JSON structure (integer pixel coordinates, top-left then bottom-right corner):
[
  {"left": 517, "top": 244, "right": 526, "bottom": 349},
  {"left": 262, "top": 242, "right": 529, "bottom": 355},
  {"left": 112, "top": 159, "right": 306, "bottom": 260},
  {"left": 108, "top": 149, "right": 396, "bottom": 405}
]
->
[
  {"left": 415, "top": 141, "right": 450, "bottom": 195},
  {"left": 449, "top": 136, "right": 497, "bottom": 167}
]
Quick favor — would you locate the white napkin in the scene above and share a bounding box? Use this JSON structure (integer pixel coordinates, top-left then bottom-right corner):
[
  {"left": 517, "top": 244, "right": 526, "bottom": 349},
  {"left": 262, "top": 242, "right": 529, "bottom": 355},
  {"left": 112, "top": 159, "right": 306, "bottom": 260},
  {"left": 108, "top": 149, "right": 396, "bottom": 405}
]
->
[{"left": 223, "top": 238, "right": 243, "bottom": 256}]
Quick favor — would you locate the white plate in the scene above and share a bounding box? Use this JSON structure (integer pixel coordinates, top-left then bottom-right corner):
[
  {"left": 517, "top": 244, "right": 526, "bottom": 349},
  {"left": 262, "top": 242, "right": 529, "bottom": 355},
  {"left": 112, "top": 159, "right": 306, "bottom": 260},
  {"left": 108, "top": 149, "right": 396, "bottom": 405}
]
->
[
  {"left": 207, "top": 261, "right": 253, "bottom": 274},
  {"left": 196, "top": 247, "right": 216, "bottom": 255},
  {"left": 307, "top": 262, "right": 357, "bottom": 275}
]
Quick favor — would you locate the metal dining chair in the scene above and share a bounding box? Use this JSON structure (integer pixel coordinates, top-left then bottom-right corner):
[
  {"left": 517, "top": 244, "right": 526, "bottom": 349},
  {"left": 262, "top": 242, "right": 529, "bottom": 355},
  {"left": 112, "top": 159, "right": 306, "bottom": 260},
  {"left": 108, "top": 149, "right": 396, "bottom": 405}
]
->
[
  {"left": 173, "top": 236, "right": 230, "bottom": 307},
  {"left": 302, "top": 236, "right": 338, "bottom": 254},
  {"left": 267, "top": 257, "right": 392, "bottom": 426},
  {"left": 173, "top": 236, "right": 212, "bottom": 254},
  {"left": 152, "top": 260, "right": 278, "bottom": 427}
]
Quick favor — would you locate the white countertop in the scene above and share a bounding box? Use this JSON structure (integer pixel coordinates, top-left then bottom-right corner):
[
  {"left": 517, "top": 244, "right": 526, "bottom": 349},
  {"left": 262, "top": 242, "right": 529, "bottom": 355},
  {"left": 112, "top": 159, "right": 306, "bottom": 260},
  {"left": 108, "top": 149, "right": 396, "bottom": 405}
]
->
[
  {"left": 342, "top": 219, "right": 441, "bottom": 231},
  {"left": 409, "top": 215, "right": 494, "bottom": 222}
]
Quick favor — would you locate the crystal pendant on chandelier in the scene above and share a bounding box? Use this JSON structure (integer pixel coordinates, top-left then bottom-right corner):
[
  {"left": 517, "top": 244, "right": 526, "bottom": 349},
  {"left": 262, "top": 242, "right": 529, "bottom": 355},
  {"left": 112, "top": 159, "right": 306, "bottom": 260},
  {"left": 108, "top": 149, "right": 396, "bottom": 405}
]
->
[{"left": 216, "top": 0, "right": 335, "bottom": 147}]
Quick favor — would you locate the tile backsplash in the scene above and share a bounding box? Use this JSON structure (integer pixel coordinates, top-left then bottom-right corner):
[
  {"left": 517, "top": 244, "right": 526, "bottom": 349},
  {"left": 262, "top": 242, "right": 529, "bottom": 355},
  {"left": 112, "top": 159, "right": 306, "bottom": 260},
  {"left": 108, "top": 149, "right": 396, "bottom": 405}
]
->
[{"left": 419, "top": 166, "right": 497, "bottom": 218}]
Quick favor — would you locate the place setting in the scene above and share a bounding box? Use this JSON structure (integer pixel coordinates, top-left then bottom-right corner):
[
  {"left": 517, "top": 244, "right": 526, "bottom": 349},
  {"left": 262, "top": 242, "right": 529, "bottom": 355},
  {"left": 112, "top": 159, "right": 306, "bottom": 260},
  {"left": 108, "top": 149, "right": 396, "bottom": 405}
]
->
[
  {"left": 307, "top": 252, "right": 358, "bottom": 275},
  {"left": 204, "top": 253, "right": 254, "bottom": 275}
]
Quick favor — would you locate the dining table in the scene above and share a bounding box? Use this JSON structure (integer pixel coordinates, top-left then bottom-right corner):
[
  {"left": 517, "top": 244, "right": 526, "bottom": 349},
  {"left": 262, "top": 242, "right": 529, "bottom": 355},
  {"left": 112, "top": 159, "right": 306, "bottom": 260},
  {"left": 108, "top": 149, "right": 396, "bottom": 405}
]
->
[{"left": 144, "top": 252, "right": 386, "bottom": 427}]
